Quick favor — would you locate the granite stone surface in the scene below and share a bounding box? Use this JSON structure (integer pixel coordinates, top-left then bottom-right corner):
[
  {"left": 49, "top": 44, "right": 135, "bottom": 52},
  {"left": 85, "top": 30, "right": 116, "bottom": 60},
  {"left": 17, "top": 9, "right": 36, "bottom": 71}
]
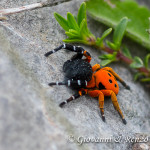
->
[{"left": 0, "top": 0, "right": 150, "bottom": 150}]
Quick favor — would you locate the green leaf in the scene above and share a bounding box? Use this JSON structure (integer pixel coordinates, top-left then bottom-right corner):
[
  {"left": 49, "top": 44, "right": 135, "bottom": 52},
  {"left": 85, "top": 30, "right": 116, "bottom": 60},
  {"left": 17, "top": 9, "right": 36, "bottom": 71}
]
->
[
  {"left": 99, "top": 52, "right": 117, "bottom": 66},
  {"left": 86, "top": 0, "right": 150, "bottom": 50},
  {"left": 144, "top": 53, "right": 150, "bottom": 69},
  {"left": 96, "top": 37, "right": 102, "bottom": 47},
  {"left": 130, "top": 56, "right": 143, "bottom": 68},
  {"left": 79, "top": 19, "right": 89, "bottom": 37},
  {"left": 140, "top": 78, "right": 150, "bottom": 82},
  {"left": 101, "top": 28, "right": 112, "bottom": 41},
  {"left": 96, "top": 28, "right": 112, "bottom": 47},
  {"left": 67, "top": 12, "right": 79, "bottom": 31},
  {"left": 122, "top": 46, "right": 132, "bottom": 59},
  {"left": 65, "top": 29, "right": 80, "bottom": 39},
  {"left": 99, "top": 52, "right": 117, "bottom": 59},
  {"left": 54, "top": 3, "right": 96, "bottom": 45},
  {"left": 63, "top": 39, "right": 88, "bottom": 44},
  {"left": 106, "top": 40, "right": 118, "bottom": 50},
  {"left": 68, "top": 29, "right": 80, "bottom": 35},
  {"left": 65, "top": 32, "right": 80, "bottom": 39},
  {"left": 54, "top": 13, "right": 69, "bottom": 31},
  {"left": 73, "top": 15, "right": 77, "bottom": 22},
  {"left": 77, "top": 2, "right": 87, "bottom": 27},
  {"left": 134, "top": 72, "right": 145, "bottom": 81},
  {"left": 113, "top": 17, "right": 128, "bottom": 50},
  {"left": 100, "top": 59, "right": 114, "bottom": 66}
]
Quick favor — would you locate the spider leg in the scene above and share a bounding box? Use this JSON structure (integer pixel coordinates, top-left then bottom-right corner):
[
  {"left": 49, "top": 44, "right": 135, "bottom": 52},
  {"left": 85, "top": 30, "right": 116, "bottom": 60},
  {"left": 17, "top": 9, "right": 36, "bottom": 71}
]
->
[
  {"left": 45, "top": 44, "right": 64, "bottom": 57},
  {"left": 59, "top": 93, "right": 80, "bottom": 107},
  {"left": 88, "top": 90, "right": 105, "bottom": 122},
  {"left": 59, "top": 89, "right": 88, "bottom": 107},
  {"left": 44, "top": 44, "right": 91, "bottom": 62},
  {"left": 101, "top": 90, "right": 127, "bottom": 125},
  {"left": 48, "top": 79, "right": 88, "bottom": 88},
  {"left": 70, "top": 53, "right": 83, "bottom": 60},
  {"left": 102, "top": 67, "right": 130, "bottom": 90},
  {"left": 92, "top": 64, "right": 101, "bottom": 72}
]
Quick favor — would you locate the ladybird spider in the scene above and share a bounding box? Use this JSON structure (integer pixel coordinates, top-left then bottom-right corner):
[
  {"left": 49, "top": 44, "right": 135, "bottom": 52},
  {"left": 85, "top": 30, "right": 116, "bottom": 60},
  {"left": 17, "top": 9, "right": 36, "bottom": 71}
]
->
[{"left": 45, "top": 44, "right": 130, "bottom": 124}]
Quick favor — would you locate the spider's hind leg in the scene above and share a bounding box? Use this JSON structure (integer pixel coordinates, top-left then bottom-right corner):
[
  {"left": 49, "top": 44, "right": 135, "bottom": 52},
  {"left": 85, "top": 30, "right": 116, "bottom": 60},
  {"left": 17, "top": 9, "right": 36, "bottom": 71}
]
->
[
  {"left": 88, "top": 90, "right": 105, "bottom": 122},
  {"left": 101, "top": 90, "right": 127, "bottom": 125},
  {"left": 59, "top": 93, "right": 80, "bottom": 107},
  {"left": 59, "top": 89, "right": 87, "bottom": 107}
]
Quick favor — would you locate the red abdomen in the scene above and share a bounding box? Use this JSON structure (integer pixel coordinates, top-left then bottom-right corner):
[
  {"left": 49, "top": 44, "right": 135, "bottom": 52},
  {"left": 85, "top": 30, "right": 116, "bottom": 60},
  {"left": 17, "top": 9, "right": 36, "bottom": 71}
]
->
[{"left": 94, "top": 70, "right": 119, "bottom": 95}]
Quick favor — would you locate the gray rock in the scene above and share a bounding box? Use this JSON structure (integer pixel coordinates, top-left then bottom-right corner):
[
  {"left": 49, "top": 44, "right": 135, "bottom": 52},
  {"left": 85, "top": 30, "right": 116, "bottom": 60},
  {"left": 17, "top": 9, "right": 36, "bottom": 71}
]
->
[{"left": 0, "top": 0, "right": 150, "bottom": 150}]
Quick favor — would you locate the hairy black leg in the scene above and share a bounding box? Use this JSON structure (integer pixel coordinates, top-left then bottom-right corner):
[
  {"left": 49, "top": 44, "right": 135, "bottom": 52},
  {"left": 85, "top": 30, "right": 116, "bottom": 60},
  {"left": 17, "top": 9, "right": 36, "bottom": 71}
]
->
[
  {"left": 44, "top": 44, "right": 91, "bottom": 59},
  {"left": 71, "top": 53, "right": 83, "bottom": 60},
  {"left": 44, "top": 44, "right": 83, "bottom": 57},
  {"left": 48, "top": 81, "right": 66, "bottom": 86},
  {"left": 59, "top": 93, "right": 80, "bottom": 107},
  {"left": 45, "top": 44, "right": 64, "bottom": 57},
  {"left": 48, "top": 79, "right": 88, "bottom": 88},
  {"left": 62, "top": 44, "right": 91, "bottom": 62}
]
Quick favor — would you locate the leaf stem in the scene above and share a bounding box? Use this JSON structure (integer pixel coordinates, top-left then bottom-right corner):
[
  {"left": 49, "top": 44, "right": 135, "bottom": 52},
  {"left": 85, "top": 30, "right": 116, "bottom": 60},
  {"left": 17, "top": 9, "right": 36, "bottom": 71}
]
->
[{"left": 96, "top": 44, "right": 150, "bottom": 76}]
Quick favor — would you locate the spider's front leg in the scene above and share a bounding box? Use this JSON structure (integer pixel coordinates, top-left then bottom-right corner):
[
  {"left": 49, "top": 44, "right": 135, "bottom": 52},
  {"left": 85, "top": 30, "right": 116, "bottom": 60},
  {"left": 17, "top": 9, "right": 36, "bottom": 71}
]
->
[
  {"left": 59, "top": 89, "right": 88, "bottom": 107},
  {"left": 44, "top": 44, "right": 91, "bottom": 62}
]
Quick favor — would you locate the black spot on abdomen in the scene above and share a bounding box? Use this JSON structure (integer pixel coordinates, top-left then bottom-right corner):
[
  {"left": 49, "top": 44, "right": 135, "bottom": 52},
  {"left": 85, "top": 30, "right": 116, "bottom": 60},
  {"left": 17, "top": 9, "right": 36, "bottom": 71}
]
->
[
  {"left": 109, "top": 79, "right": 112, "bottom": 83},
  {"left": 108, "top": 73, "right": 111, "bottom": 77},
  {"left": 99, "top": 82, "right": 106, "bottom": 90}
]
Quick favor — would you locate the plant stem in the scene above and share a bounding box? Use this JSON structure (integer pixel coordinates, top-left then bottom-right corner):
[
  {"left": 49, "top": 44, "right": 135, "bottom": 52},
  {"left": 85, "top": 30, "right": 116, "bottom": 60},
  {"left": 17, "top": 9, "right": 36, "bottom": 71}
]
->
[{"left": 95, "top": 44, "right": 150, "bottom": 77}]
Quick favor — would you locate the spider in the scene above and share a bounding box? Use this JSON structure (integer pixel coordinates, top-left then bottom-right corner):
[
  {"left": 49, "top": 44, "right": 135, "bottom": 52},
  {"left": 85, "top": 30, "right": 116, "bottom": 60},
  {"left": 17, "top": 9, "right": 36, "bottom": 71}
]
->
[{"left": 45, "top": 44, "right": 130, "bottom": 124}]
